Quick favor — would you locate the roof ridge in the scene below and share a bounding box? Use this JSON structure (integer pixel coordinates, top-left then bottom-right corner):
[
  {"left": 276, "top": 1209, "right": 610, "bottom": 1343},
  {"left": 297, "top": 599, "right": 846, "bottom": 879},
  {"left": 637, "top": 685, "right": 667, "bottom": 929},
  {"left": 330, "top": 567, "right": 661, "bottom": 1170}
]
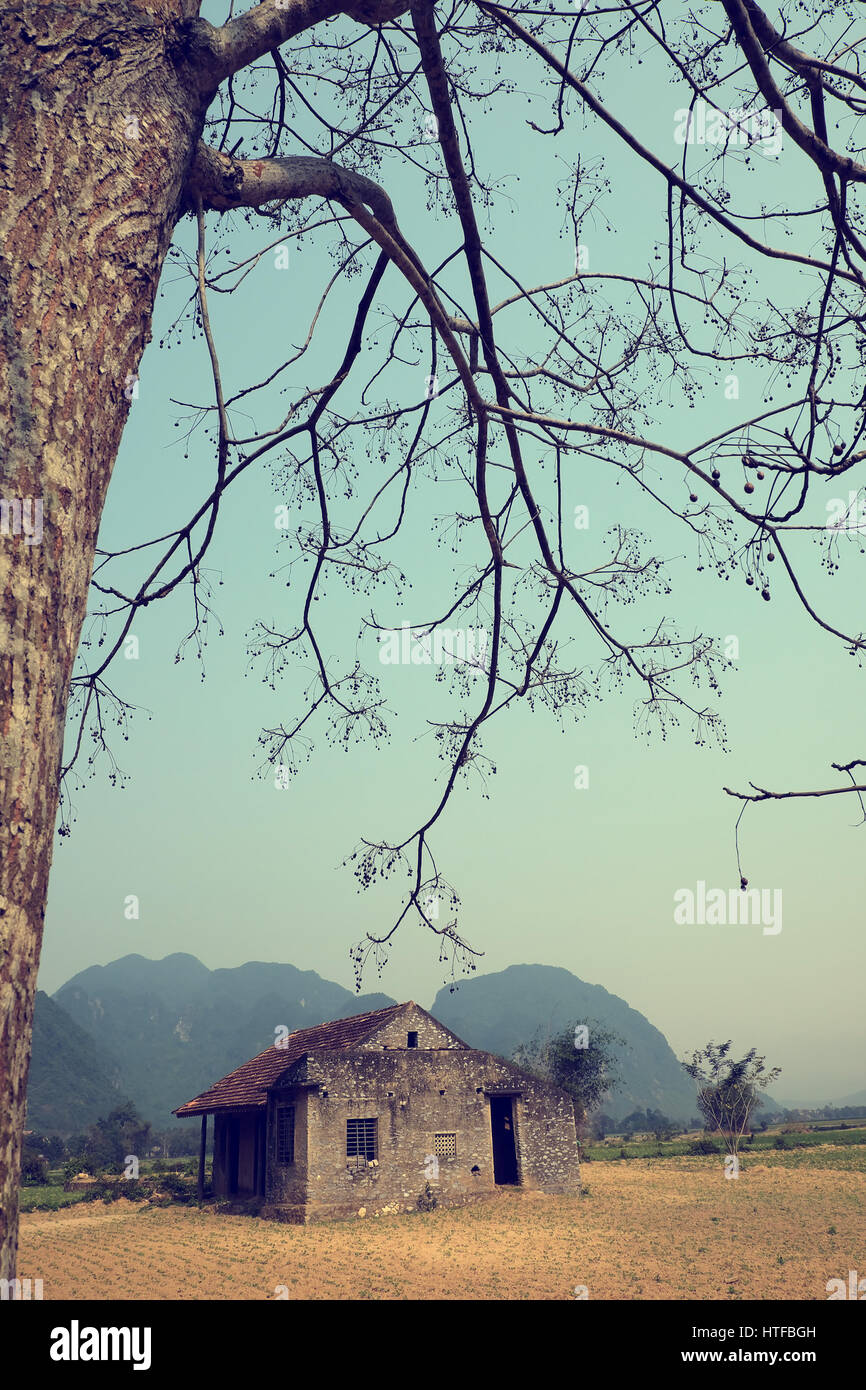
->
[
  {"left": 227, "top": 999, "right": 408, "bottom": 1066},
  {"left": 173, "top": 1000, "right": 417, "bottom": 1116},
  {"left": 285, "top": 999, "right": 407, "bottom": 1043}
]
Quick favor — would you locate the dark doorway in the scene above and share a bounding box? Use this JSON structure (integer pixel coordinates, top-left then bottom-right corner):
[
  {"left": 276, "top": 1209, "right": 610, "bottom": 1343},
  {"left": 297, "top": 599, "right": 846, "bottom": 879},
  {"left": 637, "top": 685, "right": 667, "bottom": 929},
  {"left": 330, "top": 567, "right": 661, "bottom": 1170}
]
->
[
  {"left": 490, "top": 1096, "right": 519, "bottom": 1185},
  {"left": 227, "top": 1118, "right": 240, "bottom": 1195},
  {"left": 255, "top": 1113, "right": 267, "bottom": 1196}
]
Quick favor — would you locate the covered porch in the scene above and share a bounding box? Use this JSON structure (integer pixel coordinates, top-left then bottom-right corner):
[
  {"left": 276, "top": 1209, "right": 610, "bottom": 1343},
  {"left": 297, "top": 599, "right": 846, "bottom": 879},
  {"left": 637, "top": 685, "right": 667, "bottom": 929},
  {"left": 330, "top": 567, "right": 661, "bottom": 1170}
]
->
[{"left": 205, "top": 1108, "right": 267, "bottom": 1199}]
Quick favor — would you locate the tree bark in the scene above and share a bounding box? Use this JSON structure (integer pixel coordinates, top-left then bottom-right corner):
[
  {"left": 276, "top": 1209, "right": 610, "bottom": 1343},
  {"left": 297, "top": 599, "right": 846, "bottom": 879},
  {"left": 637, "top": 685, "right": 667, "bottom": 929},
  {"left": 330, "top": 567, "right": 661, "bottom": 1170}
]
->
[{"left": 0, "top": 0, "right": 209, "bottom": 1280}]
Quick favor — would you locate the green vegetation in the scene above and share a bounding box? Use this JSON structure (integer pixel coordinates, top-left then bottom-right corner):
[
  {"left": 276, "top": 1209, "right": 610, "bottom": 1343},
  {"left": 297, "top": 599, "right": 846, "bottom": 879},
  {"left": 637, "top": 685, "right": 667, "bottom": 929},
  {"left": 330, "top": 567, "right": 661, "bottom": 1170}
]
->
[
  {"left": 583, "top": 1126, "right": 866, "bottom": 1162},
  {"left": 752, "top": 1146, "right": 866, "bottom": 1173},
  {"left": 512, "top": 1019, "right": 624, "bottom": 1124},
  {"left": 20, "top": 1170, "right": 205, "bottom": 1212},
  {"left": 20, "top": 1104, "right": 207, "bottom": 1213},
  {"left": 19, "top": 1186, "right": 87, "bottom": 1213}
]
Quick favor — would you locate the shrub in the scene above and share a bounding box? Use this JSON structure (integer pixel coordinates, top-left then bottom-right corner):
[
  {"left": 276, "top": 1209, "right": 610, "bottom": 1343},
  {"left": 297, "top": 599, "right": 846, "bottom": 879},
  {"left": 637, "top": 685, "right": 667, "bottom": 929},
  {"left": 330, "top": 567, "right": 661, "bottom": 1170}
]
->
[
  {"left": 21, "top": 1154, "right": 48, "bottom": 1186},
  {"left": 688, "top": 1138, "right": 721, "bottom": 1156},
  {"left": 80, "top": 1180, "right": 114, "bottom": 1203},
  {"left": 117, "top": 1179, "right": 148, "bottom": 1201},
  {"left": 416, "top": 1182, "right": 437, "bottom": 1212},
  {"left": 62, "top": 1158, "right": 87, "bottom": 1189},
  {"left": 154, "top": 1173, "right": 195, "bottom": 1202}
]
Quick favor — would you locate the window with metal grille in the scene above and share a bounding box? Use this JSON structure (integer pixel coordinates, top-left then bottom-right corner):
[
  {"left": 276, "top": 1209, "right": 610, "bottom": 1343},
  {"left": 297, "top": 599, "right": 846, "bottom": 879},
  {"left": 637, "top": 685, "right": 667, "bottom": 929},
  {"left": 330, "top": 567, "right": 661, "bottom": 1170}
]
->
[
  {"left": 277, "top": 1106, "right": 295, "bottom": 1164},
  {"left": 346, "top": 1117, "right": 378, "bottom": 1161},
  {"left": 433, "top": 1133, "right": 457, "bottom": 1159}
]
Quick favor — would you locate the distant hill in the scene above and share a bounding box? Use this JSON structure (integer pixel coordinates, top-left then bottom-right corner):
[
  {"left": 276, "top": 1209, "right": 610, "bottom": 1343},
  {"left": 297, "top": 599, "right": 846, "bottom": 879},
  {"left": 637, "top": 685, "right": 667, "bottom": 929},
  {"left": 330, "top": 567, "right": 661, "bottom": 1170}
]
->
[
  {"left": 826, "top": 1088, "right": 866, "bottom": 1110},
  {"left": 41, "top": 954, "right": 395, "bottom": 1132},
  {"left": 26, "top": 990, "right": 124, "bottom": 1134},
  {"left": 773, "top": 1087, "right": 866, "bottom": 1113},
  {"left": 430, "top": 964, "right": 699, "bottom": 1123},
  {"left": 31, "top": 954, "right": 804, "bottom": 1134}
]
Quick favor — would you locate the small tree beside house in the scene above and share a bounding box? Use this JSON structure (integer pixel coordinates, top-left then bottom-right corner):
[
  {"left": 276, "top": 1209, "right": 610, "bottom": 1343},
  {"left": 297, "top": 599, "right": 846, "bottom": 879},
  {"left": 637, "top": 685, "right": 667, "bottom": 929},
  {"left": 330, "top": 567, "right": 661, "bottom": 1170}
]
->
[{"left": 512, "top": 1019, "right": 625, "bottom": 1146}]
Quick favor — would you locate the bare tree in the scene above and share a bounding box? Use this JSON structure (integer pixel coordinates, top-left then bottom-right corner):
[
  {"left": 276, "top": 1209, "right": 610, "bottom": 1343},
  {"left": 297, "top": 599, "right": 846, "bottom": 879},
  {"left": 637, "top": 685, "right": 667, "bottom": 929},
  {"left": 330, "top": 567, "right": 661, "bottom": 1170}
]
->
[
  {"left": 682, "top": 1040, "right": 781, "bottom": 1159},
  {"left": 2, "top": 0, "right": 865, "bottom": 1278}
]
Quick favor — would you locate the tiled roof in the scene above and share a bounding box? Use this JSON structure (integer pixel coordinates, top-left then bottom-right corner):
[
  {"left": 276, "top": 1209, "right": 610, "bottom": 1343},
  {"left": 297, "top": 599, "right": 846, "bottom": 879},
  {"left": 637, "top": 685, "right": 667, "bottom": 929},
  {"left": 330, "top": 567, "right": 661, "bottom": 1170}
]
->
[{"left": 174, "top": 1002, "right": 413, "bottom": 1116}]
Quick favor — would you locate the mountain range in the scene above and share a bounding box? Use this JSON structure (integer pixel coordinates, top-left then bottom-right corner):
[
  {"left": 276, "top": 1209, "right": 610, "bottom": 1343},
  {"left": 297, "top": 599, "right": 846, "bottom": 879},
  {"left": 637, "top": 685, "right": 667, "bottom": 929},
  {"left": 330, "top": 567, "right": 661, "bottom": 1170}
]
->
[
  {"left": 26, "top": 953, "right": 784, "bottom": 1133},
  {"left": 37, "top": 954, "right": 392, "bottom": 1134}
]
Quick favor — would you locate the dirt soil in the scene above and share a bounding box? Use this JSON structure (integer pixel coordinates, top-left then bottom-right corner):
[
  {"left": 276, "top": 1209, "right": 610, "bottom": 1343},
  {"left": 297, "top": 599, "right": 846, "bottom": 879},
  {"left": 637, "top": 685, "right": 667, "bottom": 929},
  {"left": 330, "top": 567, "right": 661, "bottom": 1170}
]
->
[{"left": 16, "top": 1153, "right": 865, "bottom": 1300}]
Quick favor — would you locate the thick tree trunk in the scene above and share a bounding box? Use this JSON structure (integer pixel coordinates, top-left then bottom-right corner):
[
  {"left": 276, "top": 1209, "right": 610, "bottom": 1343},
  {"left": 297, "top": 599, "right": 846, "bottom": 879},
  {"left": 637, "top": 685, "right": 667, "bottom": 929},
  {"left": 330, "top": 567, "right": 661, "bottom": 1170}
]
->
[{"left": 0, "top": 0, "right": 208, "bottom": 1280}]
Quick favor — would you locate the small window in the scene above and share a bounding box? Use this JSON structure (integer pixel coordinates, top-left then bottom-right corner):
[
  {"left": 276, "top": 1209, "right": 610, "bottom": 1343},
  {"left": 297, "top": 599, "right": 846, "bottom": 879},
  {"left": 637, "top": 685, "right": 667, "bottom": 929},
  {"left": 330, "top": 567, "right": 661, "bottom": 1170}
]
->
[
  {"left": 433, "top": 1133, "right": 457, "bottom": 1159},
  {"left": 277, "top": 1106, "right": 295, "bottom": 1164},
  {"left": 347, "top": 1117, "right": 378, "bottom": 1161},
  {"left": 407, "top": 1032, "right": 418, "bottom": 1049}
]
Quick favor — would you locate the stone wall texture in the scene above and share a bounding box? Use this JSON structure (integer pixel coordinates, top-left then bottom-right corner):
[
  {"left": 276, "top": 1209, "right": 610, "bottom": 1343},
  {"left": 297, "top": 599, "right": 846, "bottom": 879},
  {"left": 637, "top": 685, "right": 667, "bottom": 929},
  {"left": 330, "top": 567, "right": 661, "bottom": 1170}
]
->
[{"left": 254, "top": 1004, "right": 581, "bottom": 1222}]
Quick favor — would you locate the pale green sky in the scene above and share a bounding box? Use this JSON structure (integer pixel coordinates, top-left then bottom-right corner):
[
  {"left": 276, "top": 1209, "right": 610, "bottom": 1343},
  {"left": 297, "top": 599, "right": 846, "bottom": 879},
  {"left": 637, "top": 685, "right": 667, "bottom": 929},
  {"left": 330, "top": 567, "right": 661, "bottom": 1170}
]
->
[{"left": 38, "top": 3, "right": 866, "bottom": 1106}]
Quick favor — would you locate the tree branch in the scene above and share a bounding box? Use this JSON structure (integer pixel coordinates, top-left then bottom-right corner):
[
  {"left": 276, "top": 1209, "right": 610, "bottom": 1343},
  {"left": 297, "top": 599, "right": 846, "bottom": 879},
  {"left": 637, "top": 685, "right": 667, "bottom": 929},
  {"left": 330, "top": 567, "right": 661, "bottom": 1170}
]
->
[
  {"left": 205, "top": 0, "right": 413, "bottom": 87},
  {"left": 721, "top": 0, "right": 866, "bottom": 183},
  {"left": 185, "top": 142, "right": 480, "bottom": 401},
  {"left": 476, "top": 1, "right": 865, "bottom": 285}
]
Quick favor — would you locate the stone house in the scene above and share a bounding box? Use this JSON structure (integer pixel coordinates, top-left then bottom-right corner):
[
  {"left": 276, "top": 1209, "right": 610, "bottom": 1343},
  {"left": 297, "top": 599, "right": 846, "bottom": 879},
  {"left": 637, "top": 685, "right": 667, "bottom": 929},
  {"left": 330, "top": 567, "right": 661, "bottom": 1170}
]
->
[{"left": 174, "top": 1001, "right": 581, "bottom": 1221}]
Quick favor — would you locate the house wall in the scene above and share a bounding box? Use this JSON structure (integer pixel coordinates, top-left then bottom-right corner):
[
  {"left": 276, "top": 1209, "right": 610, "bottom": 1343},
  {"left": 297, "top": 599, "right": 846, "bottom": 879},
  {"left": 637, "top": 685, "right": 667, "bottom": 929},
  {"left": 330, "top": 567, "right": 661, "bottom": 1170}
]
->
[
  {"left": 264, "top": 1087, "right": 310, "bottom": 1209},
  {"left": 358, "top": 1007, "right": 466, "bottom": 1052},
  {"left": 264, "top": 1047, "right": 579, "bottom": 1222}
]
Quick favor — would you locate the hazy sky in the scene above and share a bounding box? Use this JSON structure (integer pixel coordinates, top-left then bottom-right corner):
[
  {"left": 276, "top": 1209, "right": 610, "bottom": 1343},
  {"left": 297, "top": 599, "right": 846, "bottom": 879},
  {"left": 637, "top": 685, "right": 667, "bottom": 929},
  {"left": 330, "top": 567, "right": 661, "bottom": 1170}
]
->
[{"left": 38, "top": 4, "right": 865, "bottom": 1107}]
